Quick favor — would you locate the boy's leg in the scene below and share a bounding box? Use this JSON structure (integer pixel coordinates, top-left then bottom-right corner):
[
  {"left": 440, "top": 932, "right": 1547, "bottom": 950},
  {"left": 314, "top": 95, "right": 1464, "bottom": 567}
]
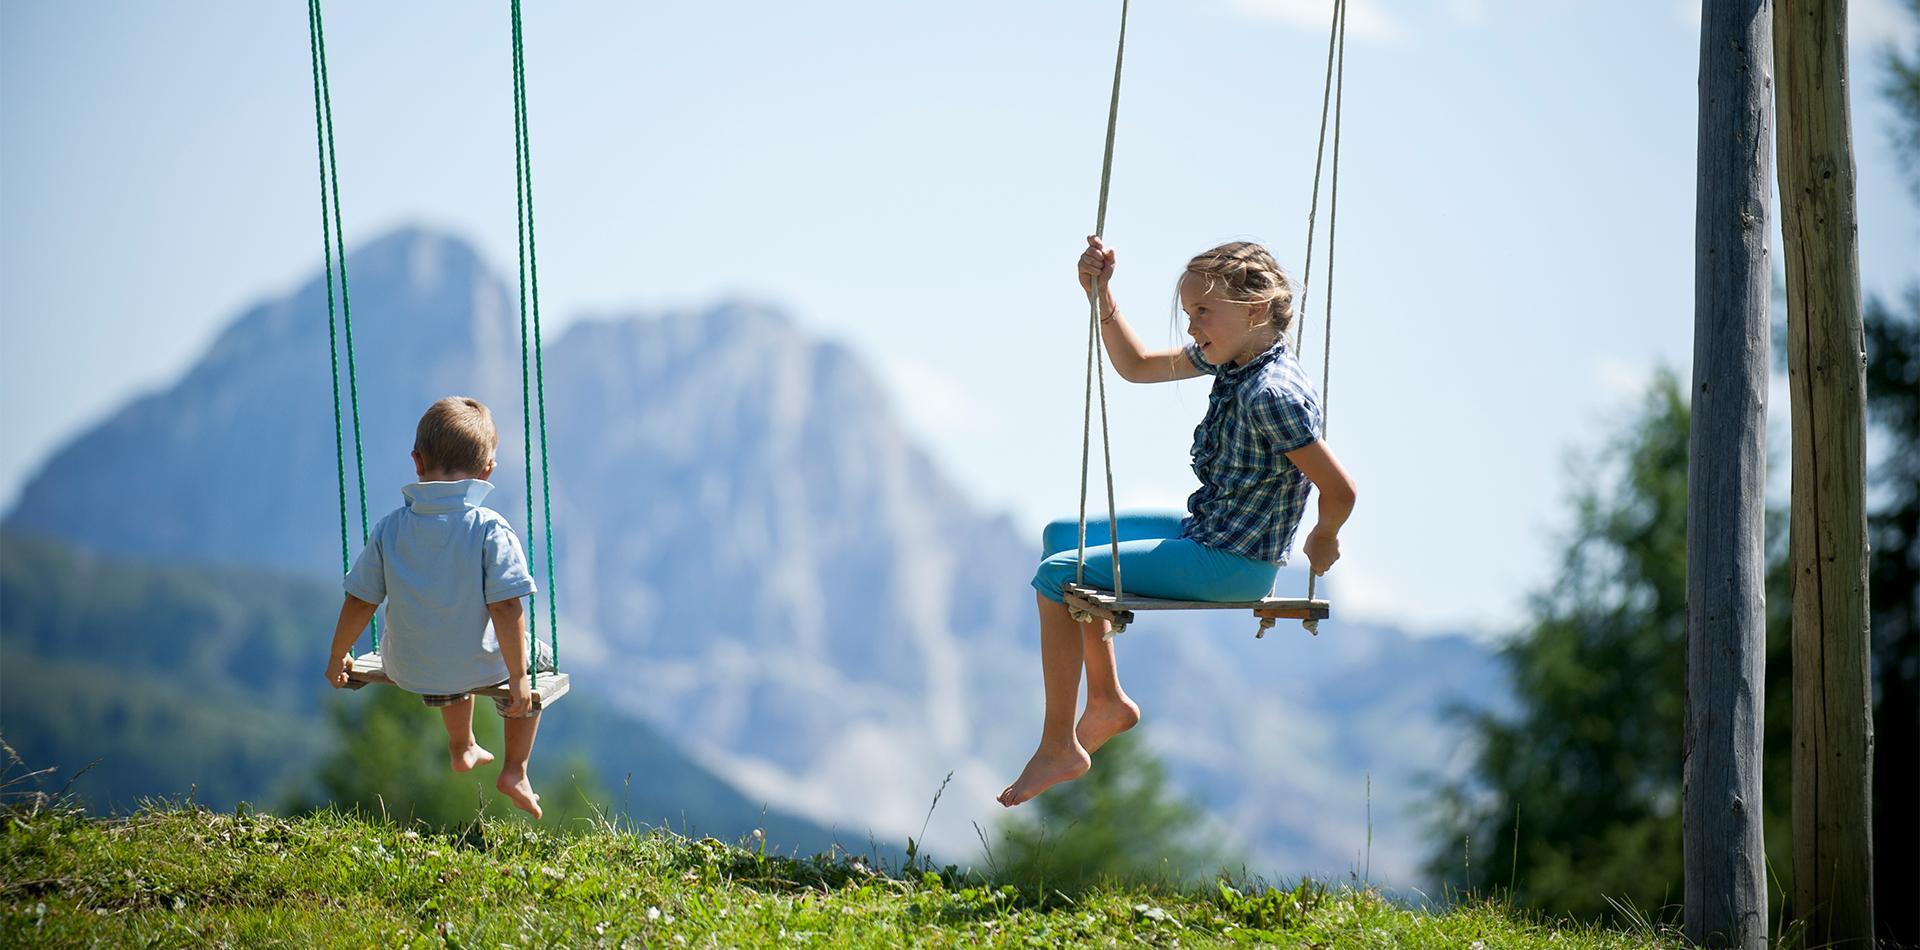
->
[
  {"left": 433, "top": 695, "right": 495, "bottom": 773},
  {"left": 494, "top": 705, "right": 543, "bottom": 819},
  {"left": 997, "top": 592, "right": 1094, "bottom": 807}
]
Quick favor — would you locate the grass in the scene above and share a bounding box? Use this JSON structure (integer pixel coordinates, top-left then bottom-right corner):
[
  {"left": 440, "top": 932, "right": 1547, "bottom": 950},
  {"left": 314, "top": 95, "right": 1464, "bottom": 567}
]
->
[{"left": 0, "top": 800, "right": 1687, "bottom": 948}]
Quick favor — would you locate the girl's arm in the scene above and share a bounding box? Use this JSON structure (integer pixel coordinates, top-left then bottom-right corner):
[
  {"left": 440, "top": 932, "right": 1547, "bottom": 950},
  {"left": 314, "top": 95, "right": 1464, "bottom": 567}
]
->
[
  {"left": 1284, "top": 440, "right": 1357, "bottom": 575},
  {"left": 1080, "top": 237, "right": 1204, "bottom": 384}
]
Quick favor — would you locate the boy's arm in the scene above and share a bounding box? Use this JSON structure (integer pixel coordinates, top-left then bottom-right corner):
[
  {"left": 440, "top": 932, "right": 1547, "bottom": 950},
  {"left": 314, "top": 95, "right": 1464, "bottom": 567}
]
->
[
  {"left": 1284, "top": 440, "right": 1357, "bottom": 576},
  {"left": 488, "top": 597, "right": 532, "bottom": 716},
  {"left": 325, "top": 595, "right": 379, "bottom": 688}
]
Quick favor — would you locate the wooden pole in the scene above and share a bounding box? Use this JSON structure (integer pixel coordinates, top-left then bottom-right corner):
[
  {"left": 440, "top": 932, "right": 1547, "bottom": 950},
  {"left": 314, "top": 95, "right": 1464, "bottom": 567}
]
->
[
  {"left": 1773, "top": 0, "right": 1876, "bottom": 943},
  {"left": 1687, "top": 1, "right": 1773, "bottom": 946}
]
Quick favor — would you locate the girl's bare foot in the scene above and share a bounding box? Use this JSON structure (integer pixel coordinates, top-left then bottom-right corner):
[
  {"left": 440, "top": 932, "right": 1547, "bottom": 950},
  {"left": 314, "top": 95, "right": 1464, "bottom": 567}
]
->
[
  {"left": 996, "top": 742, "right": 1091, "bottom": 807},
  {"left": 496, "top": 770, "right": 542, "bottom": 819},
  {"left": 1076, "top": 695, "right": 1141, "bottom": 754},
  {"left": 450, "top": 742, "right": 495, "bottom": 774}
]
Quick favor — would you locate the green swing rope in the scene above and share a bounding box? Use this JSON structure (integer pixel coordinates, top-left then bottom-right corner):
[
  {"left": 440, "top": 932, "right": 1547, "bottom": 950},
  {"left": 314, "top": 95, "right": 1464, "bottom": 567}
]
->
[
  {"left": 509, "top": 0, "right": 560, "bottom": 684},
  {"left": 306, "top": 1, "right": 561, "bottom": 675},
  {"left": 306, "top": 0, "right": 377, "bottom": 652}
]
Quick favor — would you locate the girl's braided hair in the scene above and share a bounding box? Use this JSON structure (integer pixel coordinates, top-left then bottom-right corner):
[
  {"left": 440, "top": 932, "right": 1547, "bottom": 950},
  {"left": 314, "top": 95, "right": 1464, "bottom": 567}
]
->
[{"left": 1180, "top": 241, "right": 1295, "bottom": 335}]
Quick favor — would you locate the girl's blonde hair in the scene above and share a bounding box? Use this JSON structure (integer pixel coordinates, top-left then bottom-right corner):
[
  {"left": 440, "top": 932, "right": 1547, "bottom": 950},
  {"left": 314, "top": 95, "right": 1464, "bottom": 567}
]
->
[{"left": 1180, "top": 241, "right": 1295, "bottom": 335}]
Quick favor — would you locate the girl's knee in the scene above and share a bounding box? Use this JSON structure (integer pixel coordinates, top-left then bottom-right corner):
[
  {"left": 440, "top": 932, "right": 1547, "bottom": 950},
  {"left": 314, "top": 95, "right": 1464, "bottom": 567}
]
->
[
  {"left": 1031, "top": 553, "right": 1080, "bottom": 602},
  {"left": 1040, "top": 519, "right": 1082, "bottom": 558}
]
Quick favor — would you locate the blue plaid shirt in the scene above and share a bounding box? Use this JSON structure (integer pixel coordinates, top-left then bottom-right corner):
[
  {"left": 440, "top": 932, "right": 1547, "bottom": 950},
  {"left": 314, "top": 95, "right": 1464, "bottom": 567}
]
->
[{"left": 1179, "top": 338, "right": 1323, "bottom": 563}]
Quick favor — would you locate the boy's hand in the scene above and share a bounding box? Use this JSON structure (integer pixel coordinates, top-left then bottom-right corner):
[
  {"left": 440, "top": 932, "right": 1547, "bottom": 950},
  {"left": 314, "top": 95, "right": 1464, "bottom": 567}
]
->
[
  {"left": 1078, "top": 235, "right": 1116, "bottom": 296},
  {"left": 324, "top": 653, "right": 353, "bottom": 689},
  {"left": 503, "top": 675, "right": 534, "bottom": 718},
  {"left": 1303, "top": 528, "right": 1341, "bottom": 576}
]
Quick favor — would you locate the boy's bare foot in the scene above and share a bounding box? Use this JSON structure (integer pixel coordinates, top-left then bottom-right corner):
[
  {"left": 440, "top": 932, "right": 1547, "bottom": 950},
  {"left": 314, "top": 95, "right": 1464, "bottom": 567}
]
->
[
  {"left": 496, "top": 770, "right": 543, "bottom": 819},
  {"left": 1076, "top": 696, "right": 1141, "bottom": 754},
  {"left": 996, "top": 742, "right": 1091, "bottom": 807},
  {"left": 450, "top": 742, "right": 495, "bottom": 773}
]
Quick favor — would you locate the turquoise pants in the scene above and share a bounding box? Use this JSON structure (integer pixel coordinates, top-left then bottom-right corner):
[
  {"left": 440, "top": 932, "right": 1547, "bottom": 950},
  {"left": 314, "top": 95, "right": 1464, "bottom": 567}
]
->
[{"left": 1030, "top": 510, "right": 1279, "bottom": 604}]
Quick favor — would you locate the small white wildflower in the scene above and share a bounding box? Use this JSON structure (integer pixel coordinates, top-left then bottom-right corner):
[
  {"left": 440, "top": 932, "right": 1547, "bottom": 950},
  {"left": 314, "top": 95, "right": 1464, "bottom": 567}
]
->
[
  {"left": 647, "top": 906, "right": 662, "bottom": 922},
  {"left": 594, "top": 923, "right": 606, "bottom": 935},
  {"left": 1471, "top": 942, "right": 1486, "bottom": 950},
  {"left": 33, "top": 903, "right": 45, "bottom": 918},
  {"left": 172, "top": 897, "right": 185, "bottom": 911},
  {"left": 752, "top": 828, "right": 765, "bottom": 842},
  {"left": 673, "top": 937, "right": 686, "bottom": 946},
  {"left": 664, "top": 914, "right": 675, "bottom": 925}
]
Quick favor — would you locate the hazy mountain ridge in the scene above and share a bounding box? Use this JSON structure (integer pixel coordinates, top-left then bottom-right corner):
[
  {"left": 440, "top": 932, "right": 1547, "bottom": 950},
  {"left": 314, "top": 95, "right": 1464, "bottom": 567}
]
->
[{"left": 4, "top": 227, "right": 1502, "bottom": 884}]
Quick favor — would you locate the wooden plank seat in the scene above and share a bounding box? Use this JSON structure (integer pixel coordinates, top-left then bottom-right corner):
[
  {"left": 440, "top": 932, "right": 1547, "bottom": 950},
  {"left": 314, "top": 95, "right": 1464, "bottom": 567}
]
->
[
  {"left": 1062, "top": 583, "right": 1331, "bottom": 638},
  {"left": 344, "top": 653, "right": 571, "bottom": 711}
]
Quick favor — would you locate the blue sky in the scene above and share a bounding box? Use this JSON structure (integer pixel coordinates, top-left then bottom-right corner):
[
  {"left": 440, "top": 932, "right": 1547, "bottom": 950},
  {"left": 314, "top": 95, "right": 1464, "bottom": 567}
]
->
[{"left": 3, "top": 0, "right": 1916, "bottom": 635}]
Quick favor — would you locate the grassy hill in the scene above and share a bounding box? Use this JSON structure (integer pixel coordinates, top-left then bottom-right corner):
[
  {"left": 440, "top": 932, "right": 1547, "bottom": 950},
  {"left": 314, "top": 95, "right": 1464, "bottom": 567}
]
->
[
  {"left": 0, "top": 533, "right": 853, "bottom": 855},
  {"left": 0, "top": 804, "right": 1681, "bottom": 948}
]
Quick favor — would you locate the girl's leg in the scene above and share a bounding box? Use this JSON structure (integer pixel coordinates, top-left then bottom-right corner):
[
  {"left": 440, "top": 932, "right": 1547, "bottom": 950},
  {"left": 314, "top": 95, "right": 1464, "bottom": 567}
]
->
[
  {"left": 996, "top": 592, "right": 1094, "bottom": 807},
  {"left": 1032, "top": 536, "right": 1279, "bottom": 755},
  {"left": 1037, "top": 511, "right": 1183, "bottom": 755},
  {"left": 1076, "top": 617, "right": 1139, "bottom": 753},
  {"left": 1040, "top": 510, "right": 1187, "bottom": 559},
  {"left": 438, "top": 697, "right": 495, "bottom": 773}
]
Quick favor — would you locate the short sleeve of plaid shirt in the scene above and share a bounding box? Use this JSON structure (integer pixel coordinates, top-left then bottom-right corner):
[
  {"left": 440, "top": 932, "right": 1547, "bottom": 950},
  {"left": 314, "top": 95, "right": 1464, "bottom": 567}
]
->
[
  {"left": 1183, "top": 343, "right": 1217, "bottom": 376},
  {"left": 1248, "top": 382, "right": 1320, "bottom": 455}
]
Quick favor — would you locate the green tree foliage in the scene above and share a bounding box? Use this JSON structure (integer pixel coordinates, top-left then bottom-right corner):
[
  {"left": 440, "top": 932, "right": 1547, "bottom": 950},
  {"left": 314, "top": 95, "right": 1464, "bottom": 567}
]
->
[
  {"left": 1868, "top": 4, "right": 1920, "bottom": 938},
  {"left": 291, "top": 684, "right": 608, "bottom": 832},
  {"left": 1425, "top": 374, "right": 1794, "bottom": 923},
  {"left": 994, "top": 733, "right": 1229, "bottom": 895},
  {"left": 1887, "top": 0, "right": 1920, "bottom": 201}
]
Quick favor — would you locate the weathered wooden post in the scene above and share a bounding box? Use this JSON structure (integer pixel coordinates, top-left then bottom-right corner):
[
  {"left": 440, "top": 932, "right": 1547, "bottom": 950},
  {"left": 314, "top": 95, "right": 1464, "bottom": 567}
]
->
[
  {"left": 1773, "top": 0, "right": 1877, "bottom": 943},
  {"left": 1686, "top": 0, "right": 1773, "bottom": 946}
]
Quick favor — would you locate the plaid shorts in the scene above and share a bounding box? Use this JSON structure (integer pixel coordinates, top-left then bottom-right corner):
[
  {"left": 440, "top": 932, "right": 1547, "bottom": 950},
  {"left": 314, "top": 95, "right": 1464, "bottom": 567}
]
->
[{"left": 419, "top": 640, "right": 556, "bottom": 719}]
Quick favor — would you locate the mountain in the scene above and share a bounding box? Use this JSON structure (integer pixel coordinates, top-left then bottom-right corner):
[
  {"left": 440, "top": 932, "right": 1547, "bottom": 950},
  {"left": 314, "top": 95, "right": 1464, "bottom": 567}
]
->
[{"left": 4, "top": 227, "right": 1503, "bottom": 884}]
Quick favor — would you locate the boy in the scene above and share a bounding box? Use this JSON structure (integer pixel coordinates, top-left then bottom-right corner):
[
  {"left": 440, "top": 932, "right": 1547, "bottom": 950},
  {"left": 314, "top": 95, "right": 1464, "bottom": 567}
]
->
[{"left": 324, "top": 396, "right": 549, "bottom": 818}]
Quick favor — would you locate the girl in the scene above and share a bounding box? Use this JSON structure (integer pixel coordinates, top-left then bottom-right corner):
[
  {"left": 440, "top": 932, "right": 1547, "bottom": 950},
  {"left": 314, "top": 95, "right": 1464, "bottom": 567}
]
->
[{"left": 997, "top": 236, "right": 1358, "bottom": 807}]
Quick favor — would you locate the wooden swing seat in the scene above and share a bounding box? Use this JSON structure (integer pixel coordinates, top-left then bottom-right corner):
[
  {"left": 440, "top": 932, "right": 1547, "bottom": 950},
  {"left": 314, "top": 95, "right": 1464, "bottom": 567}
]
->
[
  {"left": 1062, "top": 583, "right": 1331, "bottom": 637},
  {"left": 344, "top": 653, "right": 571, "bottom": 711}
]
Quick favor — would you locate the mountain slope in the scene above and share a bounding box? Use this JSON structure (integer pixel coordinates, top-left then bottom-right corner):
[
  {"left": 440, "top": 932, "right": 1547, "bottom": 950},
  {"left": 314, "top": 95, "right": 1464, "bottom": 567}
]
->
[{"left": 4, "top": 227, "right": 1502, "bottom": 884}]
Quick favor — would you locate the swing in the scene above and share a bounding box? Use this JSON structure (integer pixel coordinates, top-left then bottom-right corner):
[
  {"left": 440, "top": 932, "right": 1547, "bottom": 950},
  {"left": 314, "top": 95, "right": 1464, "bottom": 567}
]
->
[
  {"left": 307, "top": 0, "right": 568, "bottom": 706},
  {"left": 1063, "top": 0, "right": 1348, "bottom": 639}
]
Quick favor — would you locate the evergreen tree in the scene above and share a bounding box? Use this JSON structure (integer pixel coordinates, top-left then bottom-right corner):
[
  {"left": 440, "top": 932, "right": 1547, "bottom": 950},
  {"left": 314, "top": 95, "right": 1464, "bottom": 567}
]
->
[
  {"left": 1425, "top": 373, "right": 1795, "bottom": 923},
  {"left": 994, "top": 733, "right": 1228, "bottom": 895},
  {"left": 1867, "top": 4, "right": 1920, "bottom": 938}
]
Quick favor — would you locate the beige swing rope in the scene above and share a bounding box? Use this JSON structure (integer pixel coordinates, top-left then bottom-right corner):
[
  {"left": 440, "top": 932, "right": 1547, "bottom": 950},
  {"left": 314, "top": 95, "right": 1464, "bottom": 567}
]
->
[
  {"left": 1076, "top": 0, "right": 1345, "bottom": 636},
  {"left": 1295, "top": 0, "right": 1347, "bottom": 633},
  {"left": 1074, "top": 0, "right": 1131, "bottom": 603}
]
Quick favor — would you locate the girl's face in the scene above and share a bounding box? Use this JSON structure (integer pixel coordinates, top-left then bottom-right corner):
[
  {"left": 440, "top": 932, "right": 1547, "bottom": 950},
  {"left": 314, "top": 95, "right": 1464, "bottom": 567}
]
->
[{"left": 1179, "top": 272, "right": 1273, "bottom": 367}]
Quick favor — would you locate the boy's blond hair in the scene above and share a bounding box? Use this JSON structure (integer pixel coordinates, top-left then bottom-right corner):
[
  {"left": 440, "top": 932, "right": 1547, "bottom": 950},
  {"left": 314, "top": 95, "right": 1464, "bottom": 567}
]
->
[{"left": 414, "top": 397, "right": 497, "bottom": 476}]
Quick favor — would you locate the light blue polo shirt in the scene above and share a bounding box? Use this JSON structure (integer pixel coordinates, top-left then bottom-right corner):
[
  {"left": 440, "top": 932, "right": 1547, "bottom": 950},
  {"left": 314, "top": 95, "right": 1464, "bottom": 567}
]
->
[{"left": 343, "top": 479, "right": 538, "bottom": 695}]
